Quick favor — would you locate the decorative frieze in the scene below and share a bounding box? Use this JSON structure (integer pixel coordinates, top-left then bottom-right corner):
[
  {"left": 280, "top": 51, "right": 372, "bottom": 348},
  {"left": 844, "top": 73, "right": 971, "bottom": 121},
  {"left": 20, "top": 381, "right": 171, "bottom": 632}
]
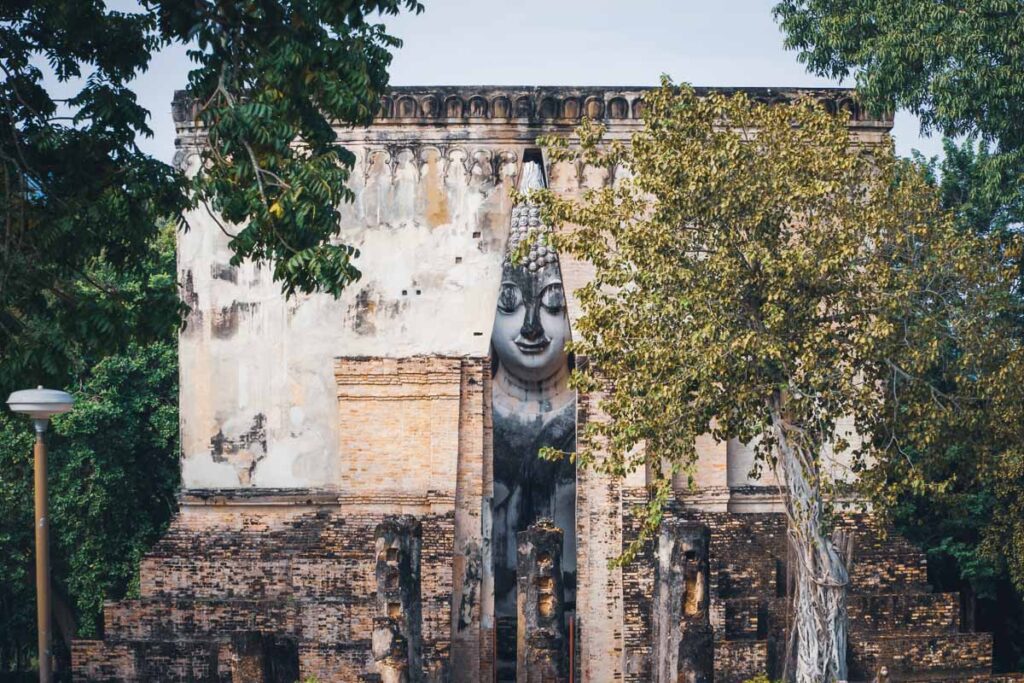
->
[
  {"left": 374, "top": 86, "right": 875, "bottom": 124},
  {"left": 172, "top": 86, "right": 887, "bottom": 141}
]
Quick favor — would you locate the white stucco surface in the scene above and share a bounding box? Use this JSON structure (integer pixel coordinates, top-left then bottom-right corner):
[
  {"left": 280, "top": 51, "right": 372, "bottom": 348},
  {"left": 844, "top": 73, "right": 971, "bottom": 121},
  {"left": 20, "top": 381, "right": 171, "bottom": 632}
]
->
[
  {"left": 178, "top": 144, "right": 517, "bottom": 488},
  {"left": 174, "top": 86, "right": 891, "bottom": 490}
]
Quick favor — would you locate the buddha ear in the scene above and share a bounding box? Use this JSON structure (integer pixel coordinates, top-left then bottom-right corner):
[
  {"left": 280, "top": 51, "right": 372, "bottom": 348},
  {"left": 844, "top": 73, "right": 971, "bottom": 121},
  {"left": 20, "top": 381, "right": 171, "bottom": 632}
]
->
[{"left": 490, "top": 341, "right": 500, "bottom": 378}]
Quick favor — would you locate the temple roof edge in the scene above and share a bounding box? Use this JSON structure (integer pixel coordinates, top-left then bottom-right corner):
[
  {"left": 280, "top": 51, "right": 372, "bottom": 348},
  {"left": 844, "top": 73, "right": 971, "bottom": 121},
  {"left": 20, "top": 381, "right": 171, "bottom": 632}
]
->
[{"left": 171, "top": 84, "right": 892, "bottom": 138}]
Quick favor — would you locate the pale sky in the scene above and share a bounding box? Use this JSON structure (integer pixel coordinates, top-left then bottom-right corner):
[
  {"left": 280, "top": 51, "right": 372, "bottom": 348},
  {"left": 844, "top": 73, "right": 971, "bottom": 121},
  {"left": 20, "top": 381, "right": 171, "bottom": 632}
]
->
[{"left": 122, "top": 0, "right": 942, "bottom": 164}]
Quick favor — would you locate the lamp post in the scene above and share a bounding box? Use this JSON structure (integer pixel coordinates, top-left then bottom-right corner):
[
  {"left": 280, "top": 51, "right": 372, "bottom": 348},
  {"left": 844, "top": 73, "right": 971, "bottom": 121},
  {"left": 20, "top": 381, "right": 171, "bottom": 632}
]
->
[{"left": 6, "top": 387, "right": 74, "bottom": 683}]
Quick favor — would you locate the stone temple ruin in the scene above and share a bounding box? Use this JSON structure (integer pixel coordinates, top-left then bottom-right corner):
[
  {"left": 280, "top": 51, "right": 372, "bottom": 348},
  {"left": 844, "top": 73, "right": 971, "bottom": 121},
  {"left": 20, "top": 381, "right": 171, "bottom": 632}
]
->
[{"left": 71, "top": 87, "right": 1021, "bottom": 682}]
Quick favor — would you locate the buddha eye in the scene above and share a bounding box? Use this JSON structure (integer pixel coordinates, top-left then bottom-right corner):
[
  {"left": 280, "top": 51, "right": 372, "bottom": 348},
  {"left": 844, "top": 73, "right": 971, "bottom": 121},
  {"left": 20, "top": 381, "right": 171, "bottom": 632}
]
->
[
  {"left": 540, "top": 284, "right": 565, "bottom": 312},
  {"left": 497, "top": 283, "right": 522, "bottom": 313}
]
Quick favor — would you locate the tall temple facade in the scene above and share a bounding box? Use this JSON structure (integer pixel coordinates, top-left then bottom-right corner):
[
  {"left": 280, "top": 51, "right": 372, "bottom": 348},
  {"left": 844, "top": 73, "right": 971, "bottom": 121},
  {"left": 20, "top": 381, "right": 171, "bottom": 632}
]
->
[{"left": 72, "top": 87, "right": 1017, "bottom": 682}]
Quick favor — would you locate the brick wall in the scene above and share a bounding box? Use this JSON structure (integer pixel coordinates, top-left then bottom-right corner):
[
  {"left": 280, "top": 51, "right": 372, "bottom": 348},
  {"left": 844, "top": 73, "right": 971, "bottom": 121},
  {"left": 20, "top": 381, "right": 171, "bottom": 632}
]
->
[
  {"left": 73, "top": 355, "right": 1014, "bottom": 682},
  {"left": 74, "top": 357, "right": 491, "bottom": 682},
  {"left": 620, "top": 487, "right": 1002, "bottom": 683}
]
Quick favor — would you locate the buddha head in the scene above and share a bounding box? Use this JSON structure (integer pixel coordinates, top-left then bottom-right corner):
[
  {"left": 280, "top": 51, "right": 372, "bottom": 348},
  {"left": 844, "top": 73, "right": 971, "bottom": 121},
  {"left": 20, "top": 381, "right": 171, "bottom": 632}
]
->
[{"left": 491, "top": 162, "right": 570, "bottom": 384}]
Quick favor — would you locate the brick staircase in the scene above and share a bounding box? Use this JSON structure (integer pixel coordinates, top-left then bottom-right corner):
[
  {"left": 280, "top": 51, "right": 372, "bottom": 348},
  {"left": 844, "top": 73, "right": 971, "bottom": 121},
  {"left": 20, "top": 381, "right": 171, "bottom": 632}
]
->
[
  {"left": 71, "top": 507, "right": 455, "bottom": 682},
  {"left": 698, "top": 512, "right": 1021, "bottom": 683},
  {"left": 72, "top": 515, "right": 321, "bottom": 681},
  {"left": 73, "top": 503, "right": 1024, "bottom": 681}
]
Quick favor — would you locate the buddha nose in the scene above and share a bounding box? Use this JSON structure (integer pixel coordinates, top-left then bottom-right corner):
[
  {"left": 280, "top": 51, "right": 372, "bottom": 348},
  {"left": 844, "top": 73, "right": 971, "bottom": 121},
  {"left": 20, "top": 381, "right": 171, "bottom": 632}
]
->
[{"left": 520, "top": 300, "right": 544, "bottom": 341}]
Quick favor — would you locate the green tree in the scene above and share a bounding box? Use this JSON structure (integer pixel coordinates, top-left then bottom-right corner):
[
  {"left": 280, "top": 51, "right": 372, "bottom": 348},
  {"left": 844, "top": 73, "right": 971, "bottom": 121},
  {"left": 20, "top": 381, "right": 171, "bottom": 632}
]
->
[
  {"left": 0, "top": 224, "right": 180, "bottom": 673},
  {"left": 774, "top": 2, "right": 1024, "bottom": 667},
  {"left": 0, "top": 341, "right": 180, "bottom": 671},
  {"left": 1, "top": 0, "right": 422, "bottom": 393},
  {"left": 773, "top": 0, "right": 1024, "bottom": 238},
  {"left": 533, "top": 80, "right": 1018, "bottom": 682},
  {"left": 0, "top": 339, "right": 180, "bottom": 629}
]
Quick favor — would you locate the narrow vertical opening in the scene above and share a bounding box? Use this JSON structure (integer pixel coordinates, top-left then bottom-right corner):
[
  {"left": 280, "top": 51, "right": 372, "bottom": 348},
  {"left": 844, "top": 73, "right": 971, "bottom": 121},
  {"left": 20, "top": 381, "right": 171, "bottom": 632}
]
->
[
  {"left": 522, "top": 148, "right": 547, "bottom": 186},
  {"left": 775, "top": 558, "right": 788, "bottom": 598},
  {"left": 259, "top": 635, "right": 300, "bottom": 683},
  {"left": 683, "top": 571, "right": 703, "bottom": 617},
  {"left": 490, "top": 156, "right": 575, "bottom": 681}
]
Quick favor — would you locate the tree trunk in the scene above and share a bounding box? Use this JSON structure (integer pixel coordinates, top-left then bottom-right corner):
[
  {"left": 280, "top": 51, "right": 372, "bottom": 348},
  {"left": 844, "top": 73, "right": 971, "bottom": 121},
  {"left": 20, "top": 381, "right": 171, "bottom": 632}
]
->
[
  {"left": 770, "top": 399, "right": 850, "bottom": 683},
  {"left": 51, "top": 583, "right": 78, "bottom": 649}
]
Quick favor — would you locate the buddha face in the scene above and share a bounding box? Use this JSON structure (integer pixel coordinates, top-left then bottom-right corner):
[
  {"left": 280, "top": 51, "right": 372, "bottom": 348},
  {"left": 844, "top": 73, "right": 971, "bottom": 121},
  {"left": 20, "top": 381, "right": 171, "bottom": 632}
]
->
[{"left": 492, "top": 260, "right": 570, "bottom": 383}]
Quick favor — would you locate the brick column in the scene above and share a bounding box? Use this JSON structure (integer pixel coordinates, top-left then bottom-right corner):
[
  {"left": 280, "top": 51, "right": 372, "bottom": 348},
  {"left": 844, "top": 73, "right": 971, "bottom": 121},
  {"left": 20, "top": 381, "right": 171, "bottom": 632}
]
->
[
  {"left": 453, "top": 359, "right": 489, "bottom": 683},
  {"left": 373, "top": 515, "right": 424, "bottom": 683},
  {"left": 574, "top": 384, "right": 626, "bottom": 683},
  {"left": 517, "top": 519, "right": 567, "bottom": 682},
  {"left": 652, "top": 520, "right": 712, "bottom": 683}
]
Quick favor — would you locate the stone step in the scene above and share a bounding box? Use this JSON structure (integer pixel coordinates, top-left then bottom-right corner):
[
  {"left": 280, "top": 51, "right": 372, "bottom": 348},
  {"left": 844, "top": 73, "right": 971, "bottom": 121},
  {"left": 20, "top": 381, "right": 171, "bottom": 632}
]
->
[
  {"left": 134, "top": 511, "right": 387, "bottom": 602},
  {"left": 138, "top": 552, "right": 374, "bottom": 600},
  {"left": 835, "top": 515, "right": 925, "bottom": 556},
  {"left": 713, "top": 640, "right": 767, "bottom": 683},
  {"left": 722, "top": 592, "right": 960, "bottom": 641},
  {"left": 850, "top": 549, "right": 930, "bottom": 595},
  {"left": 852, "top": 673, "right": 1024, "bottom": 683},
  {"left": 72, "top": 640, "right": 135, "bottom": 682},
  {"left": 101, "top": 594, "right": 409, "bottom": 647},
  {"left": 76, "top": 635, "right": 458, "bottom": 683},
  {"left": 101, "top": 598, "right": 304, "bottom": 643},
  {"left": 714, "top": 549, "right": 930, "bottom": 601},
  {"left": 74, "top": 635, "right": 313, "bottom": 683},
  {"left": 848, "top": 633, "right": 992, "bottom": 679},
  {"left": 72, "top": 639, "right": 222, "bottom": 682},
  {"left": 848, "top": 592, "right": 960, "bottom": 635}
]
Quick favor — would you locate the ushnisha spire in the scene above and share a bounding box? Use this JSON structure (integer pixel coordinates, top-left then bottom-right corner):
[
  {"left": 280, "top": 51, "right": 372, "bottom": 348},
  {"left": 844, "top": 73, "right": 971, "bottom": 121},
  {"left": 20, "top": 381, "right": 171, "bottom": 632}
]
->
[{"left": 505, "top": 161, "right": 559, "bottom": 273}]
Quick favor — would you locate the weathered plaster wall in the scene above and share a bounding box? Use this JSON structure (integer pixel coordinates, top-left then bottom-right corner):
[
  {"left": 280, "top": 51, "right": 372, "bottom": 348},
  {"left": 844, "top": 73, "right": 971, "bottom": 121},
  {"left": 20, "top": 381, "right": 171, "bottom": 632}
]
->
[
  {"left": 174, "top": 86, "right": 890, "bottom": 493},
  {"left": 176, "top": 130, "right": 518, "bottom": 489}
]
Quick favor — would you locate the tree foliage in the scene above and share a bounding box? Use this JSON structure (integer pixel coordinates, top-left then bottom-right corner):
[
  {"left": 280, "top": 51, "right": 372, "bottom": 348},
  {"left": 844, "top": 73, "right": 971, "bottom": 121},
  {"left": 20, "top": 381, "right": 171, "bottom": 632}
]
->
[
  {"left": 152, "top": 0, "right": 422, "bottom": 297},
  {"left": 0, "top": 339, "right": 179, "bottom": 670},
  {"left": 0, "top": 221, "right": 179, "bottom": 673},
  {"left": 533, "top": 80, "right": 1019, "bottom": 681},
  {"left": 774, "top": 0, "right": 1024, "bottom": 142},
  {"left": 774, "top": 0, "right": 1024, "bottom": 236},
  {"left": 775, "top": 3, "right": 1024, "bottom": 667},
  {"left": 1, "top": 0, "right": 422, "bottom": 392}
]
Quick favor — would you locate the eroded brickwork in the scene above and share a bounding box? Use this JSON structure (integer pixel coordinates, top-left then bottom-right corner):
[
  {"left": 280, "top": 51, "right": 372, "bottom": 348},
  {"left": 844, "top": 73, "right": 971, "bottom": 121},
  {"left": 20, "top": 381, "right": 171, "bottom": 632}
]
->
[
  {"left": 74, "top": 357, "right": 489, "bottom": 682},
  {"left": 372, "top": 515, "right": 423, "bottom": 683},
  {"left": 651, "top": 521, "right": 712, "bottom": 683},
  {"left": 73, "top": 413, "right": 1022, "bottom": 683},
  {"left": 573, "top": 382, "right": 631, "bottom": 683},
  {"left": 621, "top": 487, "right": 1014, "bottom": 683},
  {"left": 74, "top": 505, "right": 459, "bottom": 682},
  {"left": 516, "top": 519, "right": 566, "bottom": 682}
]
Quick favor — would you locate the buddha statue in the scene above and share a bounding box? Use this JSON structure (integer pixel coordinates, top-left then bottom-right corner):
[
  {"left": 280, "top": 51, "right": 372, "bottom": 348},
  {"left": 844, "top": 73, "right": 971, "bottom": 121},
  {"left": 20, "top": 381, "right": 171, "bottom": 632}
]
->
[{"left": 490, "top": 160, "right": 577, "bottom": 649}]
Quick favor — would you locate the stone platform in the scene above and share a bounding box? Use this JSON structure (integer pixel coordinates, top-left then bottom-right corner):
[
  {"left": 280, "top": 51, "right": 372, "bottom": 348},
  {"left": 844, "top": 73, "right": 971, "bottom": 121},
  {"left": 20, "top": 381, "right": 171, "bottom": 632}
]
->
[
  {"left": 72, "top": 501, "right": 457, "bottom": 682},
  {"left": 72, "top": 494, "right": 1022, "bottom": 681}
]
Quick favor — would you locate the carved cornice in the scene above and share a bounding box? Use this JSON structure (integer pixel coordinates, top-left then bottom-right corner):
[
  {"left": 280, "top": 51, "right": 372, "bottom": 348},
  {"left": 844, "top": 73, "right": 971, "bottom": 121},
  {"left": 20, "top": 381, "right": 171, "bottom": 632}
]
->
[
  {"left": 177, "top": 487, "right": 457, "bottom": 509},
  {"left": 179, "top": 487, "right": 341, "bottom": 506},
  {"left": 375, "top": 85, "right": 884, "bottom": 125},
  {"left": 172, "top": 85, "right": 891, "bottom": 135}
]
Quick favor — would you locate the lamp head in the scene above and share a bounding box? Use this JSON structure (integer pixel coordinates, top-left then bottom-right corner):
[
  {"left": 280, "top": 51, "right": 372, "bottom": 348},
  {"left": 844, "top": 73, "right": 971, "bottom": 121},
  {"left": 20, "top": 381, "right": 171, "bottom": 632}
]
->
[{"left": 6, "top": 386, "right": 74, "bottom": 420}]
